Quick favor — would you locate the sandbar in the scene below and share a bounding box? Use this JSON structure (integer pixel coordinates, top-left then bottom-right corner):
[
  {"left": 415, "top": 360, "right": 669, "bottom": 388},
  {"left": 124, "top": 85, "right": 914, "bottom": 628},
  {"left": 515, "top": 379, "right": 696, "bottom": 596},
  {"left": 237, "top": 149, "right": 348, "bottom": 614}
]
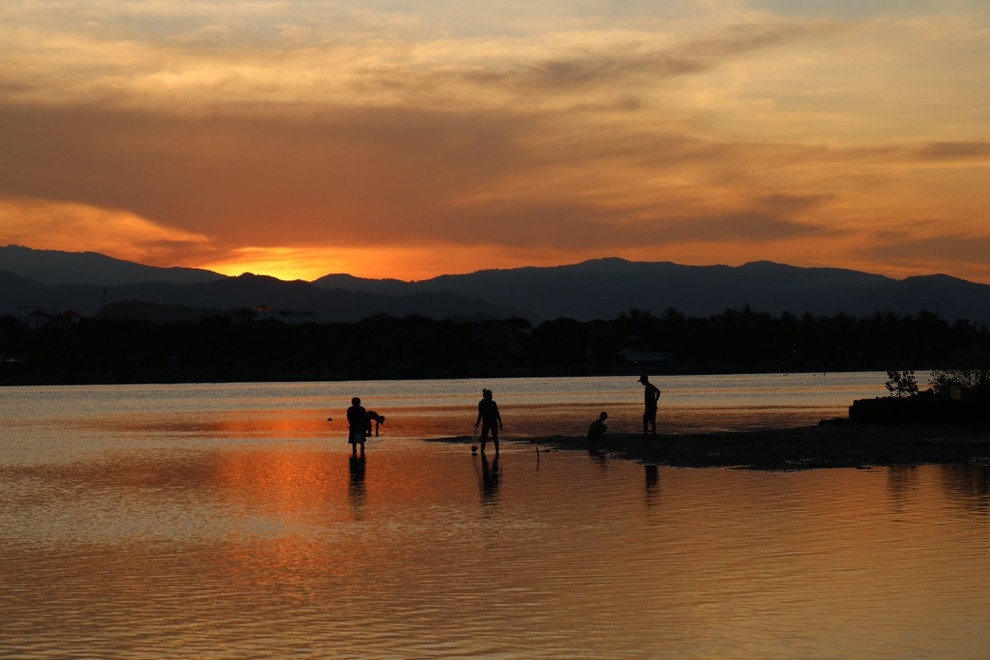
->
[{"left": 431, "top": 423, "right": 990, "bottom": 470}]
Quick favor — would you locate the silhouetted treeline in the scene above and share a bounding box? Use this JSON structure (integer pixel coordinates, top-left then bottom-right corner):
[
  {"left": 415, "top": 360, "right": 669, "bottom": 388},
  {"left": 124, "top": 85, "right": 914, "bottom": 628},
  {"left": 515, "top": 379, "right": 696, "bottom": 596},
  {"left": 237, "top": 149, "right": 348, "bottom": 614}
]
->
[{"left": 1, "top": 307, "right": 989, "bottom": 385}]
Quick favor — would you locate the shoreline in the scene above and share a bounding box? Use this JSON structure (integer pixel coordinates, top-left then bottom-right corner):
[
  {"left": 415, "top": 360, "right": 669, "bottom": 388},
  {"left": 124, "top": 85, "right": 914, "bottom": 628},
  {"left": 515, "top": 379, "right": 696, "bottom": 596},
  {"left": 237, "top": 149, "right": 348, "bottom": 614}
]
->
[{"left": 430, "top": 423, "right": 990, "bottom": 470}]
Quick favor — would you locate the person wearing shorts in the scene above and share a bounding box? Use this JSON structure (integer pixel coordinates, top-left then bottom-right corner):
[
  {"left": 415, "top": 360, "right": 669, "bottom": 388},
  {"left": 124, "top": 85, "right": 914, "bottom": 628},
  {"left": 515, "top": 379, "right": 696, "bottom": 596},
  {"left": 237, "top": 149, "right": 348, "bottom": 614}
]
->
[
  {"left": 347, "top": 396, "right": 367, "bottom": 456},
  {"left": 474, "top": 388, "right": 503, "bottom": 455}
]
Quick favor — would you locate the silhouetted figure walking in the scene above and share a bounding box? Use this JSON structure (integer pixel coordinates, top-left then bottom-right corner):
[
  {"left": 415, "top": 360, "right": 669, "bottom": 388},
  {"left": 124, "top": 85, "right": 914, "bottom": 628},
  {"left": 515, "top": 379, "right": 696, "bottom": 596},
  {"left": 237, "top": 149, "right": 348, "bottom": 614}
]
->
[
  {"left": 639, "top": 374, "right": 661, "bottom": 436},
  {"left": 588, "top": 411, "right": 608, "bottom": 441},
  {"left": 347, "top": 397, "right": 367, "bottom": 456},
  {"left": 474, "top": 388, "right": 503, "bottom": 455},
  {"left": 365, "top": 410, "right": 385, "bottom": 437}
]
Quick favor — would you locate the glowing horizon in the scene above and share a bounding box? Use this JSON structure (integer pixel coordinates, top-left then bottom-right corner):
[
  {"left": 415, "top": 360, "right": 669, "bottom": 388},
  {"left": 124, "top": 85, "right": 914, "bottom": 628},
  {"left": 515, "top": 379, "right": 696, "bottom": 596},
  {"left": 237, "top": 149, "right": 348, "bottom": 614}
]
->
[{"left": 168, "top": 246, "right": 990, "bottom": 285}]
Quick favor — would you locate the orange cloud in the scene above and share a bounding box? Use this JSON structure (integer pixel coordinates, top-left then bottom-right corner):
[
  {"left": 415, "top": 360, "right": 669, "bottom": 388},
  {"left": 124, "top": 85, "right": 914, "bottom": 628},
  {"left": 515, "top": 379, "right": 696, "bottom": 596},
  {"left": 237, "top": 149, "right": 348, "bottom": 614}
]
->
[
  {"left": 1, "top": 3, "right": 989, "bottom": 284},
  {"left": 0, "top": 196, "right": 209, "bottom": 264}
]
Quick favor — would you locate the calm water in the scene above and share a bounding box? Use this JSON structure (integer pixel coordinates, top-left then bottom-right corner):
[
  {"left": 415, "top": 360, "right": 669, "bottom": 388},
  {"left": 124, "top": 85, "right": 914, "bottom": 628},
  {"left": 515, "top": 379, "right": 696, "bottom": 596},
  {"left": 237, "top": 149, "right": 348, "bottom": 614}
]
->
[{"left": 3, "top": 373, "right": 990, "bottom": 657}]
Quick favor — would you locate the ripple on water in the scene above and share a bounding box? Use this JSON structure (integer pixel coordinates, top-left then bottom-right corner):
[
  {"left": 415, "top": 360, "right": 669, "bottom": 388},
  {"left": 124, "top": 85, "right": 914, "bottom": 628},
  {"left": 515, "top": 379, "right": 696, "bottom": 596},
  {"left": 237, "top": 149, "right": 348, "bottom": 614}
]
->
[{"left": 3, "top": 377, "right": 990, "bottom": 657}]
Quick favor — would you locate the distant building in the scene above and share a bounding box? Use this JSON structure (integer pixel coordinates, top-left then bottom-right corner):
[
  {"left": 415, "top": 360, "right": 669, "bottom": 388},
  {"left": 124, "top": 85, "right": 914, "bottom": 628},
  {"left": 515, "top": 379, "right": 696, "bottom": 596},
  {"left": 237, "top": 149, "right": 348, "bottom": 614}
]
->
[{"left": 20, "top": 308, "right": 81, "bottom": 328}]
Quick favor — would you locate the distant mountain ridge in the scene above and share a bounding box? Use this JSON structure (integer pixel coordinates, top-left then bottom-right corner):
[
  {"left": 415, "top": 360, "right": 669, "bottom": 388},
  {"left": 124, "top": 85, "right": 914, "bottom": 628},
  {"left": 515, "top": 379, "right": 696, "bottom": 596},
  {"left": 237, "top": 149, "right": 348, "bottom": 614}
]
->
[
  {"left": 316, "top": 258, "right": 990, "bottom": 325},
  {"left": 0, "top": 244, "right": 224, "bottom": 286},
  {"left": 0, "top": 271, "right": 518, "bottom": 322},
  {"left": 3, "top": 246, "right": 990, "bottom": 325}
]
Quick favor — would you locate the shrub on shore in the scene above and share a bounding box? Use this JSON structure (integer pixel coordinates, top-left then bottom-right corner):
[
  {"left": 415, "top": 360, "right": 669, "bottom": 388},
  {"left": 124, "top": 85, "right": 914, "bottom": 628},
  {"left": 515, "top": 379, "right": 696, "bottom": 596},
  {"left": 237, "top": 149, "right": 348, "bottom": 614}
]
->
[{"left": 930, "top": 368, "right": 990, "bottom": 399}]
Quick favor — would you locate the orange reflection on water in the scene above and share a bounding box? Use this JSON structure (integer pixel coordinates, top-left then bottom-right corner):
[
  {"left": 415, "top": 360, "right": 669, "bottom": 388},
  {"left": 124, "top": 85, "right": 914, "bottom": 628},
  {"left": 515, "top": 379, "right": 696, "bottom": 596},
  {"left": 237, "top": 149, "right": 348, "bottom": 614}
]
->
[
  {"left": 97, "top": 408, "right": 336, "bottom": 441},
  {"left": 196, "top": 410, "right": 334, "bottom": 440},
  {"left": 213, "top": 449, "right": 345, "bottom": 511},
  {"left": 211, "top": 448, "right": 367, "bottom": 586},
  {"left": 208, "top": 443, "right": 480, "bottom": 587}
]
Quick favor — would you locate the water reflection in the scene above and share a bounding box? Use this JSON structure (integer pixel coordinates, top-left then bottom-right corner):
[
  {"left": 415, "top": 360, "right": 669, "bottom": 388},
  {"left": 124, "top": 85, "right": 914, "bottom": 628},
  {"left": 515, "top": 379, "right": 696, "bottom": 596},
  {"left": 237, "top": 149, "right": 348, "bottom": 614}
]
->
[
  {"left": 348, "top": 455, "right": 367, "bottom": 517},
  {"left": 8, "top": 377, "right": 990, "bottom": 658},
  {"left": 644, "top": 463, "right": 660, "bottom": 505},
  {"left": 88, "top": 411, "right": 332, "bottom": 440},
  {"left": 886, "top": 465, "right": 920, "bottom": 506},
  {"left": 475, "top": 453, "right": 501, "bottom": 505},
  {"left": 5, "top": 442, "right": 990, "bottom": 657},
  {"left": 587, "top": 446, "right": 608, "bottom": 471},
  {"left": 939, "top": 464, "right": 990, "bottom": 511}
]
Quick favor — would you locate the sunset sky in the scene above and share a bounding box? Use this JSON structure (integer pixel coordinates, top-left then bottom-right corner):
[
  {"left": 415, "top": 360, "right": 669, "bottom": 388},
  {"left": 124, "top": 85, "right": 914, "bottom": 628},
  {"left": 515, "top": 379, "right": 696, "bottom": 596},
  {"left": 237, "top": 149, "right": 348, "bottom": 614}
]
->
[{"left": 2, "top": 1, "right": 989, "bottom": 283}]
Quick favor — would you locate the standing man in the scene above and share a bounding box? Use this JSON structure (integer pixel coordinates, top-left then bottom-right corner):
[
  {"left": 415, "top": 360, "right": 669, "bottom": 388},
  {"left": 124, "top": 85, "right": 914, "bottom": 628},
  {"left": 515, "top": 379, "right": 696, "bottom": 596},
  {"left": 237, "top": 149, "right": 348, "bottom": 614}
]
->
[
  {"left": 347, "top": 397, "right": 367, "bottom": 456},
  {"left": 639, "top": 374, "right": 661, "bottom": 436},
  {"left": 474, "top": 388, "right": 503, "bottom": 456}
]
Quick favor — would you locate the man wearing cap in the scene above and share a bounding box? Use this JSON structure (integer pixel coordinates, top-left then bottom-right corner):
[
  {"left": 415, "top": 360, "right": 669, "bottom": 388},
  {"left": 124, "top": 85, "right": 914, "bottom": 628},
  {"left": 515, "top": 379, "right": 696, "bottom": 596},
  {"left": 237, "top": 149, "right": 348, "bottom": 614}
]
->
[{"left": 639, "top": 374, "right": 661, "bottom": 436}]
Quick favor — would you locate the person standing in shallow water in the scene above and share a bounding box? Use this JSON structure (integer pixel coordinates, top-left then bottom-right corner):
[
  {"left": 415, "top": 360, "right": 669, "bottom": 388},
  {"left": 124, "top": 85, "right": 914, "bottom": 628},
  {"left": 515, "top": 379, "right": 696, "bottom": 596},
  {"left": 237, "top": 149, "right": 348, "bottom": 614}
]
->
[
  {"left": 474, "top": 388, "right": 503, "bottom": 455},
  {"left": 347, "top": 397, "right": 367, "bottom": 456},
  {"left": 639, "top": 374, "right": 661, "bottom": 436},
  {"left": 365, "top": 410, "right": 385, "bottom": 437}
]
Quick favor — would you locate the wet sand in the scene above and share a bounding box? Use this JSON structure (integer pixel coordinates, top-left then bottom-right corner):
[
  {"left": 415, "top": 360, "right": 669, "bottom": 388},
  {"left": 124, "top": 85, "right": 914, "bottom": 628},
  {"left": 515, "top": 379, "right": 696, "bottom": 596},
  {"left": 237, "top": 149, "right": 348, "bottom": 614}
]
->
[{"left": 432, "top": 422, "right": 990, "bottom": 470}]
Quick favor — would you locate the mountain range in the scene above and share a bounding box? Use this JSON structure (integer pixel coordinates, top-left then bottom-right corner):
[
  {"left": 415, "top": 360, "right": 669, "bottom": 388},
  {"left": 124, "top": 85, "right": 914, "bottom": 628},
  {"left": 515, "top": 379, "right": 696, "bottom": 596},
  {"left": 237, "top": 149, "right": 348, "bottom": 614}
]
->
[{"left": 3, "top": 244, "right": 989, "bottom": 325}]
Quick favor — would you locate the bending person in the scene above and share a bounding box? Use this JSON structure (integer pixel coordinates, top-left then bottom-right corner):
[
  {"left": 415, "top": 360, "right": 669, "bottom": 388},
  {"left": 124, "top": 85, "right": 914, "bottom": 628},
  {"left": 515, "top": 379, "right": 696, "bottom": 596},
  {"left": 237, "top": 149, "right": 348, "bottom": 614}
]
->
[
  {"left": 588, "top": 411, "right": 608, "bottom": 441},
  {"left": 365, "top": 410, "right": 386, "bottom": 437}
]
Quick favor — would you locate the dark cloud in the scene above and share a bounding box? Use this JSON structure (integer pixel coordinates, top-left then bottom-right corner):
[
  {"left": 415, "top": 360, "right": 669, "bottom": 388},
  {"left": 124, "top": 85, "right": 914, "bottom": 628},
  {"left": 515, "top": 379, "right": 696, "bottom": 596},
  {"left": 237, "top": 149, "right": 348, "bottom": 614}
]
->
[
  {"left": 756, "top": 193, "right": 838, "bottom": 213},
  {"left": 914, "top": 141, "right": 990, "bottom": 161},
  {"left": 419, "top": 198, "right": 831, "bottom": 251},
  {"left": 518, "top": 51, "right": 704, "bottom": 89},
  {"left": 865, "top": 232, "right": 990, "bottom": 268},
  {"left": 352, "top": 19, "right": 845, "bottom": 98},
  {"left": 840, "top": 141, "right": 990, "bottom": 165},
  {"left": 685, "top": 19, "right": 845, "bottom": 62},
  {"left": 662, "top": 212, "right": 830, "bottom": 242}
]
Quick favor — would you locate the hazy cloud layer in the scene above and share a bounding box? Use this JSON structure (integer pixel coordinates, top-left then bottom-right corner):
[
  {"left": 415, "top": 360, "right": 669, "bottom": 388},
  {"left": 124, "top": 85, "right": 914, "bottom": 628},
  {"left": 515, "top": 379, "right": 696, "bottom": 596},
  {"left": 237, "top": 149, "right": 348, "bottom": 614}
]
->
[{"left": 1, "top": 0, "right": 988, "bottom": 282}]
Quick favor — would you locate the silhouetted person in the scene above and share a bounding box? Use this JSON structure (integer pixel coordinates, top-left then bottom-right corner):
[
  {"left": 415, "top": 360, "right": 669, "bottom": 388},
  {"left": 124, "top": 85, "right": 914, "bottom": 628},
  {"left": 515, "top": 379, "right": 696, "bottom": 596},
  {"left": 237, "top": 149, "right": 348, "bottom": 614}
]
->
[
  {"left": 639, "top": 374, "right": 661, "bottom": 436},
  {"left": 588, "top": 411, "right": 608, "bottom": 441},
  {"left": 347, "top": 396, "right": 367, "bottom": 456},
  {"left": 365, "top": 410, "right": 385, "bottom": 437},
  {"left": 474, "top": 388, "right": 503, "bottom": 455}
]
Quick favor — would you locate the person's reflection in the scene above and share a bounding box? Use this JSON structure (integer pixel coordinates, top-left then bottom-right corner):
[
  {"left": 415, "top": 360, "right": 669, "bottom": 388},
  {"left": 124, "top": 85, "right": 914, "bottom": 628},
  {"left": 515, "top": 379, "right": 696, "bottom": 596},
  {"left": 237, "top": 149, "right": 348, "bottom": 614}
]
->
[
  {"left": 588, "top": 446, "right": 608, "bottom": 470},
  {"left": 644, "top": 463, "right": 660, "bottom": 503},
  {"left": 478, "top": 453, "right": 501, "bottom": 505},
  {"left": 348, "top": 455, "right": 367, "bottom": 516}
]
